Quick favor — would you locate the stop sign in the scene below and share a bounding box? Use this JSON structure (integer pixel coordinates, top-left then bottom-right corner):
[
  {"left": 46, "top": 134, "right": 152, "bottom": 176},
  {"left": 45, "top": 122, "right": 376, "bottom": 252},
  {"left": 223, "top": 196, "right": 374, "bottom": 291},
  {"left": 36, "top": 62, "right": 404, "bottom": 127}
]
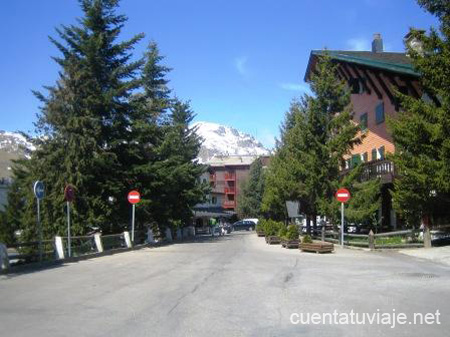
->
[
  {"left": 128, "top": 190, "right": 141, "bottom": 204},
  {"left": 335, "top": 188, "right": 351, "bottom": 203}
]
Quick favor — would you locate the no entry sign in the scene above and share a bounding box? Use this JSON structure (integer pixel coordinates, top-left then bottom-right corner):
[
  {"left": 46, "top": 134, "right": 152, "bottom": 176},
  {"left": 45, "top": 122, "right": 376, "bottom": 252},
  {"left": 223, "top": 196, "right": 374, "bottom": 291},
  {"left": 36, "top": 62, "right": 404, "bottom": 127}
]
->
[
  {"left": 64, "top": 185, "right": 75, "bottom": 202},
  {"left": 128, "top": 190, "right": 141, "bottom": 204},
  {"left": 335, "top": 188, "right": 351, "bottom": 203}
]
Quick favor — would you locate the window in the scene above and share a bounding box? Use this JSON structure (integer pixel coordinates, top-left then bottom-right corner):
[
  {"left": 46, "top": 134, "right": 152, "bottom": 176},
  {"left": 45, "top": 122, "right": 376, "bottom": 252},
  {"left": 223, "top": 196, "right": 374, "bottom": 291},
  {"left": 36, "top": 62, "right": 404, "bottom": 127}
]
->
[
  {"left": 362, "top": 152, "right": 368, "bottom": 162},
  {"left": 211, "top": 196, "right": 217, "bottom": 205},
  {"left": 375, "top": 102, "right": 385, "bottom": 124},
  {"left": 379, "top": 146, "right": 385, "bottom": 160},
  {"left": 360, "top": 113, "right": 368, "bottom": 131},
  {"left": 371, "top": 148, "right": 377, "bottom": 161}
]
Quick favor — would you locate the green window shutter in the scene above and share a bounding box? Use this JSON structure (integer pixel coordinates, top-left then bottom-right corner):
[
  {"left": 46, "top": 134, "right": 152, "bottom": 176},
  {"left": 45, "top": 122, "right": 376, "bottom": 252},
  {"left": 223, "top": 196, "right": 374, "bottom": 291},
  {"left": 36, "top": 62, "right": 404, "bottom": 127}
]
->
[
  {"left": 371, "top": 148, "right": 377, "bottom": 161},
  {"left": 360, "top": 113, "right": 368, "bottom": 131},
  {"left": 375, "top": 102, "right": 385, "bottom": 124},
  {"left": 351, "top": 154, "right": 361, "bottom": 167}
]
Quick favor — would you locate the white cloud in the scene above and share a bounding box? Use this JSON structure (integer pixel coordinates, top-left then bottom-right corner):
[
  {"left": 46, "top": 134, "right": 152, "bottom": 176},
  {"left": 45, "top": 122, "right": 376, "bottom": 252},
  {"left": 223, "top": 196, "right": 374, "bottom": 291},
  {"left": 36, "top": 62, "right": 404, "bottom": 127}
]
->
[
  {"left": 346, "top": 38, "right": 370, "bottom": 51},
  {"left": 234, "top": 56, "right": 248, "bottom": 76},
  {"left": 279, "top": 82, "right": 312, "bottom": 94}
]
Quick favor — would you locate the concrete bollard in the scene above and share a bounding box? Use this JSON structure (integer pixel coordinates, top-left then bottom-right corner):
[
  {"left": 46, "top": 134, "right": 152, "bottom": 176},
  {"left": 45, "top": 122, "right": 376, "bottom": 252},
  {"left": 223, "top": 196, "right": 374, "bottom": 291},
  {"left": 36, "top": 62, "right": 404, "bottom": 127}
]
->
[
  {"left": 424, "top": 227, "right": 432, "bottom": 248},
  {"left": 55, "top": 236, "right": 65, "bottom": 260},
  {"left": 123, "top": 231, "right": 132, "bottom": 248},
  {"left": 147, "top": 228, "right": 155, "bottom": 244},
  {"left": 368, "top": 230, "right": 375, "bottom": 251},
  {"left": 165, "top": 228, "right": 173, "bottom": 242},
  {"left": 0, "top": 243, "right": 10, "bottom": 270},
  {"left": 94, "top": 233, "right": 103, "bottom": 253}
]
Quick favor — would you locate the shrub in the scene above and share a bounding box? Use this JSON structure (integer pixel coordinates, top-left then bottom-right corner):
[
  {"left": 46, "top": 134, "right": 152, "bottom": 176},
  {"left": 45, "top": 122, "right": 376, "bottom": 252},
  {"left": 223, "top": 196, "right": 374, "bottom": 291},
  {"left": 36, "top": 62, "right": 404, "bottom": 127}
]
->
[
  {"left": 262, "top": 219, "right": 284, "bottom": 236},
  {"left": 286, "top": 225, "right": 299, "bottom": 241},
  {"left": 302, "top": 235, "right": 313, "bottom": 244},
  {"left": 256, "top": 220, "right": 265, "bottom": 234},
  {"left": 278, "top": 224, "right": 287, "bottom": 238}
]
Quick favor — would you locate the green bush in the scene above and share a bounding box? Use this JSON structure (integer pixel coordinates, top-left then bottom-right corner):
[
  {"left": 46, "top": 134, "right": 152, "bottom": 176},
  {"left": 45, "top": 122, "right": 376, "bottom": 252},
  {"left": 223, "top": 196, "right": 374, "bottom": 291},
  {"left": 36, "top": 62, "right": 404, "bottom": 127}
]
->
[
  {"left": 256, "top": 220, "right": 265, "bottom": 233},
  {"left": 278, "top": 224, "right": 287, "bottom": 238},
  {"left": 286, "top": 225, "right": 299, "bottom": 240},
  {"left": 302, "top": 235, "right": 313, "bottom": 244},
  {"left": 262, "top": 219, "right": 284, "bottom": 236}
]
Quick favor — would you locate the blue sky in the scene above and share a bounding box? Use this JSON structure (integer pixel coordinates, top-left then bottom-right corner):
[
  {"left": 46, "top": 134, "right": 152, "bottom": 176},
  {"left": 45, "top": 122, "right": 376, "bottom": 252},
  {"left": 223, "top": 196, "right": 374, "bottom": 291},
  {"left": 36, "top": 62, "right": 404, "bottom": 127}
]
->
[{"left": 0, "top": 0, "right": 439, "bottom": 148}]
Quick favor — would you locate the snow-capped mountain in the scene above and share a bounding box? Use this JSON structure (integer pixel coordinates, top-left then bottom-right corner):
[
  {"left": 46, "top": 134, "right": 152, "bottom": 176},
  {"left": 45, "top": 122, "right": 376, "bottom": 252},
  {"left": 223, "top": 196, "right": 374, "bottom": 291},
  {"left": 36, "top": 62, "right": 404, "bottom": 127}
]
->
[
  {"left": 0, "top": 131, "right": 35, "bottom": 179},
  {"left": 192, "top": 121, "right": 270, "bottom": 163}
]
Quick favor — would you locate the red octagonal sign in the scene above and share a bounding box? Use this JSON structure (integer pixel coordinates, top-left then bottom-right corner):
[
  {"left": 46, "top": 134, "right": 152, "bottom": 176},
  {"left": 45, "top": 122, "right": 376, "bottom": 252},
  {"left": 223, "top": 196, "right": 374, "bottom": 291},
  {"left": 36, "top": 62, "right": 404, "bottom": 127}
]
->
[
  {"left": 335, "top": 188, "right": 351, "bottom": 203},
  {"left": 128, "top": 190, "right": 141, "bottom": 204}
]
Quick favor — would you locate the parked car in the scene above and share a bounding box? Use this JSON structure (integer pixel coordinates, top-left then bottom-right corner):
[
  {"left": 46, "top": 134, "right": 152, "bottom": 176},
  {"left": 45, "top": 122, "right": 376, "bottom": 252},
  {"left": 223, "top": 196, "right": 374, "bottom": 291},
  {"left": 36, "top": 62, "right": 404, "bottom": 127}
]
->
[{"left": 232, "top": 220, "right": 257, "bottom": 231}]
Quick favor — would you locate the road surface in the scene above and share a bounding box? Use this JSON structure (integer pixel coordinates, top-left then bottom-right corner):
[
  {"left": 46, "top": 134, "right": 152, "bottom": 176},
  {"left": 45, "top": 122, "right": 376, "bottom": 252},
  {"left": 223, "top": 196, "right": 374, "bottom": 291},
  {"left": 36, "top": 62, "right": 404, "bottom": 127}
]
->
[{"left": 1, "top": 232, "right": 449, "bottom": 336}]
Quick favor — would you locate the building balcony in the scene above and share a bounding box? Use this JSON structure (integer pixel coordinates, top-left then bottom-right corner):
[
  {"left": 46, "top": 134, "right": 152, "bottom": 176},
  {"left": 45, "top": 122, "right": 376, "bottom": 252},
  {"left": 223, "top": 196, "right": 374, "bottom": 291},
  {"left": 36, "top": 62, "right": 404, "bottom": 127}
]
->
[
  {"left": 223, "top": 200, "right": 236, "bottom": 209},
  {"left": 224, "top": 172, "right": 235, "bottom": 181},
  {"left": 224, "top": 187, "right": 235, "bottom": 194},
  {"left": 340, "top": 159, "right": 395, "bottom": 184}
]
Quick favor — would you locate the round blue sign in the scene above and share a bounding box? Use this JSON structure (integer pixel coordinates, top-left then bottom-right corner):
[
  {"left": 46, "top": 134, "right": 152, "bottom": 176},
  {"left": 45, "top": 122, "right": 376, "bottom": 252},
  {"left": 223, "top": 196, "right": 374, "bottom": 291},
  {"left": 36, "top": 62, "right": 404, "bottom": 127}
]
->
[{"left": 33, "top": 181, "right": 45, "bottom": 200}]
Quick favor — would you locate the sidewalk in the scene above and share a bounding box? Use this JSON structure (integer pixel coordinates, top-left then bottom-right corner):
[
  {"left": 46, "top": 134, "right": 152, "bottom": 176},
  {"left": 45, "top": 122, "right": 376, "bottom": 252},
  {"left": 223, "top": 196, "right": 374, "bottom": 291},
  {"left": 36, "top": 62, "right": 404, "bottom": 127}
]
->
[{"left": 399, "top": 245, "right": 450, "bottom": 267}]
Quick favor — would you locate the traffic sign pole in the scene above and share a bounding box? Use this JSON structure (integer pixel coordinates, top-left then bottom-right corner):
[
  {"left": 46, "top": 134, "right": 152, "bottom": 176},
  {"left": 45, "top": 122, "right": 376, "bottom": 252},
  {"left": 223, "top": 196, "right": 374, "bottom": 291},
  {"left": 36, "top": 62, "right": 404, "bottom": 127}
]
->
[
  {"left": 335, "top": 188, "right": 351, "bottom": 248},
  {"left": 131, "top": 204, "right": 136, "bottom": 243},
  {"left": 67, "top": 201, "right": 71, "bottom": 258},
  {"left": 341, "top": 202, "right": 344, "bottom": 247},
  {"left": 33, "top": 181, "right": 45, "bottom": 263},
  {"left": 37, "top": 198, "right": 42, "bottom": 262},
  {"left": 127, "top": 190, "right": 141, "bottom": 244}
]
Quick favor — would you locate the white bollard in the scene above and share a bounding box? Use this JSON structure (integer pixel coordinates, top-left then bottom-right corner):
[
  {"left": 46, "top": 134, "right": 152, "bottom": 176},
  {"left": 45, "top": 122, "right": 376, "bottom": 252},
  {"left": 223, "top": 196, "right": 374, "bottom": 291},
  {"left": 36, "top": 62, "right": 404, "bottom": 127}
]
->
[
  {"left": 94, "top": 233, "right": 103, "bottom": 253},
  {"left": 54, "top": 236, "right": 65, "bottom": 260},
  {"left": 165, "top": 228, "right": 173, "bottom": 242},
  {"left": 123, "top": 231, "right": 132, "bottom": 248},
  {"left": 0, "top": 243, "right": 10, "bottom": 270},
  {"left": 147, "top": 228, "right": 155, "bottom": 244}
]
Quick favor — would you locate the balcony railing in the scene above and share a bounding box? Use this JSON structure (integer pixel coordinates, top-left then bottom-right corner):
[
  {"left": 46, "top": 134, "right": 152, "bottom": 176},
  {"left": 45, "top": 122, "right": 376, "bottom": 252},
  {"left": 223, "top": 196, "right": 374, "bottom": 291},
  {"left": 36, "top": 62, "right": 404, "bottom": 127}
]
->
[
  {"left": 224, "top": 187, "right": 235, "bottom": 194},
  {"left": 224, "top": 172, "right": 235, "bottom": 181},
  {"left": 223, "top": 200, "right": 236, "bottom": 208},
  {"left": 341, "top": 159, "right": 395, "bottom": 183}
]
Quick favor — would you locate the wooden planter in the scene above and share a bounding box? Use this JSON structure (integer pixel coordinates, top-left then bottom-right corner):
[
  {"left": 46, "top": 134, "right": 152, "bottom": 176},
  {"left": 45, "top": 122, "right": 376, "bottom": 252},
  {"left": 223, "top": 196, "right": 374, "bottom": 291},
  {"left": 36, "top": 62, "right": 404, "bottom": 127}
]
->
[
  {"left": 256, "top": 230, "right": 265, "bottom": 237},
  {"left": 299, "top": 242, "right": 334, "bottom": 253},
  {"left": 284, "top": 239, "right": 300, "bottom": 249},
  {"left": 267, "top": 236, "right": 281, "bottom": 245}
]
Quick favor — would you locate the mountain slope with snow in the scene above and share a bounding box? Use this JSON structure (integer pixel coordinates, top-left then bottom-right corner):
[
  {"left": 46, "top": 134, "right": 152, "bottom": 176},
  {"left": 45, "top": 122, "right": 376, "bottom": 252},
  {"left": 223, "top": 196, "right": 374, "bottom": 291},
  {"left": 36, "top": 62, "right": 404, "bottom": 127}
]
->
[
  {"left": 192, "top": 121, "right": 270, "bottom": 163},
  {"left": 0, "top": 131, "right": 35, "bottom": 179}
]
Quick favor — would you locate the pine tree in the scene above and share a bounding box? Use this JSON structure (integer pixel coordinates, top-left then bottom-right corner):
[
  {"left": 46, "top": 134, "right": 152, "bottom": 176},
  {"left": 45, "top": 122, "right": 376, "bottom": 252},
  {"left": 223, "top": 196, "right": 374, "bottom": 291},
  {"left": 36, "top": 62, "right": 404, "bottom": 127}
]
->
[
  {"left": 389, "top": 0, "right": 450, "bottom": 227},
  {"left": 8, "top": 0, "right": 145, "bottom": 238},
  {"left": 154, "top": 99, "right": 208, "bottom": 231},
  {"left": 237, "top": 157, "right": 265, "bottom": 218}
]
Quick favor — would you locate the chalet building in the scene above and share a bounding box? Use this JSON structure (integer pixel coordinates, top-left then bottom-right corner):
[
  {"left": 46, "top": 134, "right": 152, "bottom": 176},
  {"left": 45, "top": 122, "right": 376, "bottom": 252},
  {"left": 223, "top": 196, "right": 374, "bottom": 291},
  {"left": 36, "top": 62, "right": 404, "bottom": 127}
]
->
[
  {"left": 304, "top": 33, "right": 431, "bottom": 230},
  {"left": 193, "top": 155, "right": 270, "bottom": 231}
]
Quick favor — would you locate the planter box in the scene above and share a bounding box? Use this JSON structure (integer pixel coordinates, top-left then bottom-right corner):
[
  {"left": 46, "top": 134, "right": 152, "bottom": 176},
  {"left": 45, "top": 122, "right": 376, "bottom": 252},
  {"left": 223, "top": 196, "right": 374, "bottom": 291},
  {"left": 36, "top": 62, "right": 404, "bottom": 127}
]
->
[
  {"left": 284, "top": 239, "right": 299, "bottom": 249},
  {"left": 256, "top": 230, "right": 265, "bottom": 237},
  {"left": 267, "top": 236, "right": 281, "bottom": 245},
  {"left": 299, "top": 242, "right": 334, "bottom": 253}
]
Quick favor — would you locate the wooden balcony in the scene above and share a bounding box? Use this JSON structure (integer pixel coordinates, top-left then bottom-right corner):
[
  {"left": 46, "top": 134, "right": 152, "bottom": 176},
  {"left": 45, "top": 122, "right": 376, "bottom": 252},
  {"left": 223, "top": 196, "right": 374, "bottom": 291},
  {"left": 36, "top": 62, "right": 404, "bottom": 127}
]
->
[
  {"left": 340, "top": 159, "right": 395, "bottom": 184},
  {"left": 224, "top": 172, "right": 235, "bottom": 181},
  {"left": 224, "top": 187, "right": 235, "bottom": 194}
]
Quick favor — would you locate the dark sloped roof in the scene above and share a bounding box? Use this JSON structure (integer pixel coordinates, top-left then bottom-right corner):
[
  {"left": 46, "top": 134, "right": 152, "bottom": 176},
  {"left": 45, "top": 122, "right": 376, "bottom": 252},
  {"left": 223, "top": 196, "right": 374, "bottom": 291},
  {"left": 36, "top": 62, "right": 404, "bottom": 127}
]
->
[{"left": 304, "top": 50, "right": 420, "bottom": 81}]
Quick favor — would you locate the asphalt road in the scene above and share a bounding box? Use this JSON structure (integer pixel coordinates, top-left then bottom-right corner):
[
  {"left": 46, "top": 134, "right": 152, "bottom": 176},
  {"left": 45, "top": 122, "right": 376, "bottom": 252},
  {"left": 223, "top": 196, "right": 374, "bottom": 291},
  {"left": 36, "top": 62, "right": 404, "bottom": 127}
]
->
[{"left": 1, "top": 232, "right": 449, "bottom": 337}]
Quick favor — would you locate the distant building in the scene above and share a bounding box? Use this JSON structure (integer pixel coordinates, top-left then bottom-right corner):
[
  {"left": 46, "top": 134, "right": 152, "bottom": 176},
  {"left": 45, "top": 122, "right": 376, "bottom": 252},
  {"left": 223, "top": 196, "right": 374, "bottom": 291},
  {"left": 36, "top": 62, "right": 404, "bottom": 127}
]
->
[
  {"left": 193, "top": 155, "right": 270, "bottom": 232},
  {"left": 304, "top": 33, "right": 433, "bottom": 229}
]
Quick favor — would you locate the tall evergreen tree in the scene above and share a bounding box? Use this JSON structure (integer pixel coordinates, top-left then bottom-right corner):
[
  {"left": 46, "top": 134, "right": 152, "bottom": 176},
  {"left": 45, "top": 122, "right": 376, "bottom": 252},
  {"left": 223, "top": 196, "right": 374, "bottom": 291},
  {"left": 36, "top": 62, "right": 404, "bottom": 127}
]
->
[
  {"left": 8, "top": 0, "right": 144, "bottom": 239},
  {"left": 237, "top": 157, "right": 265, "bottom": 218},
  {"left": 154, "top": 99, "right": 208, "bottom": 230},
  {"left": 389, "top": 0, "right": 450, "bottom": 228}
]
